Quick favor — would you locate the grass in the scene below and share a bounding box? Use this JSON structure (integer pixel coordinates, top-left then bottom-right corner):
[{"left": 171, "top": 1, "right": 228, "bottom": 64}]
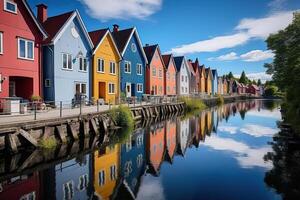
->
[
  {"left": 180, "top": 97, "right": 207, "bottom": 113},
  {"left": 216, "top": 95, "right": 224, "bottom": 106},
  {"left": 38, "top": 137, "right": 57, "bottom": 149},
  {"left": 109, "top": 105, "right": 134, "bottom": 127}
]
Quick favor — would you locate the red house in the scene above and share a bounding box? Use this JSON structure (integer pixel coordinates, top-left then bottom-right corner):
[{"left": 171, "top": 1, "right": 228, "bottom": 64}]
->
[
  {"left": 0, "top": 0, "right": 47, "bottom": 100},
  {"left": 162, "top": 54, "right": 177, "bottom": 96},
  {"left": 247, "top": 84, "right": 260, "bottom": 96}
]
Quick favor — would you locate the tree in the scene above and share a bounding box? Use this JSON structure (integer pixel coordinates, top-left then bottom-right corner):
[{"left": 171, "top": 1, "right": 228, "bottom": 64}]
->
[
  {"left": 257, "top": 79, "right": 262, "bottom": 86},
  {"left": 239, "top": 71, "right": 247, "bottom": 84},
  {"left": 252, "top": 80, "right": 257, "bottom": 85},
  {"left": 227, "top": 72, "right": 234, "bottom": 80}
]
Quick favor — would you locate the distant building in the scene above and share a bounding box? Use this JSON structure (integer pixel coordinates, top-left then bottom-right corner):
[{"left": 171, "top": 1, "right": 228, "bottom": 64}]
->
[{"left": 174, "top": 56, "right": 190, "bottom": 96}]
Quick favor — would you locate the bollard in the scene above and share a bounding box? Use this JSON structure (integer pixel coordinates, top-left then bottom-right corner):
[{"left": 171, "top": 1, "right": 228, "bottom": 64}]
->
[
  {"left": 109, "top": 100, "right": 111, "bottom": 110},
  {"left": 134, "top": 98, "right": 135, "bottom": 107},
  {"left": 34, "top": 103, "right": 37, "bottom": 120},
  {"left": 80, "top": 99, "right": 82, "bottom": 115},
  {"left": 97, "top": 99, "right": 99, "bottom": 112},
  {"left": 60, "top": 101, "right": 62, "bottom": 117}
]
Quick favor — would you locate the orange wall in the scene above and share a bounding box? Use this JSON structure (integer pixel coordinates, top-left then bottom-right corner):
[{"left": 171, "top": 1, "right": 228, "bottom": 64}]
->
[
  {"left": 165, "top": 60, "right": 177, "bottom": 95},
  {"left": 165, "top": 120, "right": 176, "bottom": 158},
  {"left": 148, "top": 125, "right": 165, "bottom": 171}
]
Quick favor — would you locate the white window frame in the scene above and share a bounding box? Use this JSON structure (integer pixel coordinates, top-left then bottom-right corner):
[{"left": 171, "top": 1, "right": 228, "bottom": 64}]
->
[
  {"left": 137, "top": 83, "right": 143, "bottom": 93},
  {"left": 97, "top": 58, "right": 104, "bottom": 73},
  {"left": 75, "top": 82, "right": 87, "bottom": 95},
  {"left": 110, "top": 165, "right": 116, "bottom": 181},
  {"left": 136, "top": 63, "right": 142, "bottom": 75},
  {"left": 108, "top": 83, "right": 115, "bottom": 94},
  {"left": 0, "top": 32, "right": 3, "bottom": 54},
  {"left": 18, "top": 38, "right": 34, "bottom": 60},
  {"left": 98, "top": 170, "right": 105, "bottom": 186},
  {"left": 4, "top": 0, "right": 17, "bottom": 14},
  {"left": 110, "top": 61, "right": 116, "bottom": 75},
  {"left": 79, "top": 56, "right": 87, "bottom": 72},
  {"left": 62, "top": 53, "right": 72, "bottom": 70},
  {"left": 63, "top": 181, "right": 74, "bottom": 200},
  {"left": 159, "top": 69, "right": 163, "bottom": 78},
  {"left": 124, "top": 61, "right": 131, "bottom": 73},
  {"left": 45, "top": 79, "right": 51, "bottom": 88},
  {"left": 152, "top": 67, "right": 156, "bottom": 77}
]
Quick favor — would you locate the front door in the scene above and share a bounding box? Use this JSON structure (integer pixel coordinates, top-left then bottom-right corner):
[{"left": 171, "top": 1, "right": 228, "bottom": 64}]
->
[
  {"left": 9, "top": 81, "right": 16, "bottom": 97},
  {"left": 126, "top": 83, "right": 131, "bottom": 98}
]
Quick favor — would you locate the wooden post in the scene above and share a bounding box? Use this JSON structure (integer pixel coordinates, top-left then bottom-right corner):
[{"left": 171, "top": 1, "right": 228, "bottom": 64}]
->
[{"left": 19, "top": 129, "right": 38, "bottom": 147}]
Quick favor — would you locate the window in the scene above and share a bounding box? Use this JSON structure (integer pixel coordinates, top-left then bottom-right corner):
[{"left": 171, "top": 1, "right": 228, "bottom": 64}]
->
[
  {"left": 62, "top": 53, "right": 72, "bottom": 69},
  {"left": 137, "top": 154, "right": 143, "bottom": 168},
  {"left": 124, "top": 161, "right": 132, "bottom": 177},
  {"left": 97, "top": 58, "right": 104, "bottom": 73},
  {"left": 131, "top": 43, "right": 137, "bottom": 52},
  {"left": 185, "top": 87, "right": 188, "bottom": 93},
  {"left": 98, "top": 170, "right": 105, "bottom": 186},
  {"left": 110, "top": 165, "right": 116, "bottom": 181},
  {"left": 152, "top": 67, "right": 156, "bottom": 76},
  {"left": 18, "top": 38, "right": 34, "bottom": 60},
  {"left": 20, "top": 192, "right": 36, "bottom": 200},
  {"left": 75, "top": 83, "right": 86, "bottom": 94},
  {"left": 167, "top": 86, "right": 170, "bottom": 92},
  {"left": 79, "top": 57, "right": 87, "bottom": 72},
  {"left": 78, "top": 174, "right": 88, "bottom": 191},
  {"left": 181, "top": 75, "right": 184, "bottom": 82},
  {"left": 110, "top": 62, "right": 116, "bottom": 74},
  {"left": 0, "top": 32, "right": 3, "bottom": 54},
  {"left": 185, "top": 76, "right": 188, "bottom": 82},
  {"left": 136, "top": 64, "right": 142, "bottom": 75},
  {"left": 137, "top": 84, "right": 143, "bottom": 93},
  {"left": 159, "top": 69, "right": 162, "bottom": 78},
  {"left": 45, "top": 79, "right": 51, "bottom": 87},
  {"left": 4, "top": 0, "right": 17, "bottom": 14},
  {"left": 167, "top": 72, "right": 170, "bottom": 80},
  {"left": 63, "top": 181, "right": 74, "bottom": 200},
  {"left": 124, "top": 61, "right": 131, "bottom": 73},
  {"left": 108, "top": 83, "right": 115, "bottom": 94}
]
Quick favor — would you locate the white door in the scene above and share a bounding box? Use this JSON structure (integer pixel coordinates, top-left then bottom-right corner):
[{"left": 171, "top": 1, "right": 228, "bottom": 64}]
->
[{"left": 126, "top": 83, "right": 131, "bottom": 98}]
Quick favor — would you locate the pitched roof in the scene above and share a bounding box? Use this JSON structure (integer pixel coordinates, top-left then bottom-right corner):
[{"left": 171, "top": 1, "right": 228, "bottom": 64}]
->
[
  {"left": 191, "top": 58, "right": 199, "bottom": 73},
  {"left": 89, "top": 28, "right": 109, "bottom": 47},
  {"left": 162, "top": 54, "right": 172, "bottom": 69},
  {"left": 205, "top": 68, "right": 212, "bottom": 78},
  {"left": 42, "top": 11, "right": 74, "bottom": 43},
  {"left": 174, "top": 56, "right": 184, "bottom": 71},
  {"left": 143, "top": 44, "right": 158, "bottom": 63},
  {"left": 111, "top": 28, "right": 134, "bottom": 53},
  {"left": 199, "top": 65, "right": 206, "bottom": 78},
  {"left": 212, "top": 69, "right": 218, "bottom": 78}
]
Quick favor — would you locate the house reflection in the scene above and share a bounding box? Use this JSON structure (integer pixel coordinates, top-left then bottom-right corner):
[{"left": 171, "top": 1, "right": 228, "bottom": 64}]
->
[
  {"left": 176, "top": 118, "right": 190, "bottom": 156},
  {"left": 164, "top": 118, "right": 177, "bottom": 163}
]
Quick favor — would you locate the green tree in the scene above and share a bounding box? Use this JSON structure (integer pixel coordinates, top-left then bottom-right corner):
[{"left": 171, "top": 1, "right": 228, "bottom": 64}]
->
[
  {"left": 257, "top": 79, "right": 262, "bottom": 86},
  {"left": 264, "top": 12, "right": 300, "bottom": 131},
  {"left": 227, "top": 72, "right": 234, "bottom": 80},
  {"left": 239, "top": 71, "right": 247, "bottom": 84}
]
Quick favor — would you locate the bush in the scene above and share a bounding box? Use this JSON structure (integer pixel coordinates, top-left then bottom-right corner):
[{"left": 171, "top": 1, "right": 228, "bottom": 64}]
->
[
  {"left": 109, "top": 105, "right": 134, "bottom": 127},
  {"left": 216, "top": 95, "right": 224, "bottom": 106},
  {"left": 180, "top": 97, "right": 206, "bottom": 113},
  {"left": 38, "top": 137, "right": 57, "bottom": 149},
  {"left": 31, "top": 95, "right": 42, "bottom": 101},
  {"left": 264, "top": 85, "right": 278, "bottom": 96}
]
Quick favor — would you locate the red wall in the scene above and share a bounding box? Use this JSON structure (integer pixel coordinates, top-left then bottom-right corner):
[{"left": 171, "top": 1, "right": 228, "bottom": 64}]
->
[
  {"left": 0, "top": 0, "right": 43, "bottom": 99},
  {"left": 164, "top": 60, "right": 177, "bottom": 96}
]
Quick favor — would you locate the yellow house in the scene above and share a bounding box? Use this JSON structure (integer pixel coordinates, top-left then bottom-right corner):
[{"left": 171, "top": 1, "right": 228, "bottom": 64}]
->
[
  {"left": 205, "top": 68, "right": 213, "bottom": 95},
  {"left": 89, "top": 29, "right": 122, "bottom": 104},
  {"left": 92, "top": 144, "right": 120, "bottom": 200}
]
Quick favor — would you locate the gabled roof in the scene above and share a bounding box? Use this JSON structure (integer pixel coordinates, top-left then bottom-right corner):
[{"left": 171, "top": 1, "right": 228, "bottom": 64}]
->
[
  {"left": 162, "top": 54, "right": 177, "bottom": 71},
  {"left": 199, "top": 65, "right": 206, "bottom": 78},
  {"left": 143, "top": 44, "right": 165, "bottom": 68},
  {"left": 42, "top": 10, "right": 93, "bottom": 48},
  {"left": 174, "top": 56, "right": 184, "bottom": 71},
  {"left": 205, "top": 68, "right": 213, "bottom": 79},
  {"left": 112, "top": 27, "right": 148, "bottom": 64},
  {"left": 21, "top": 0, "right": 48, "bottom": 38},
  {"left": 187, "top": 60, "right": 196, "bottom": 76},
  {"left": 191, "top": 58, "right": 200, "bottom": 73},
  {"left": 212, "top": 69, "right": 218, "bottom": 78},
  {"left": 88, "top": 28, "right": 122, "bottom": 59}
]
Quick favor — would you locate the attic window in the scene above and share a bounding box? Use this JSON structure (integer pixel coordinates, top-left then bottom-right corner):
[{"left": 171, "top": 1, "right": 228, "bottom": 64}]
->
[
  {"left": 131, "top": 43, "right": 137, "bottom": 52},
  {"left": 4, "top": 0, "right": 17, "bottom": 14}
]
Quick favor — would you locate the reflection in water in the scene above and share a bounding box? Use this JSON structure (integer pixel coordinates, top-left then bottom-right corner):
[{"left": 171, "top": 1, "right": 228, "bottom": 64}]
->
[{"left": 0, "top": 100, "right": 289, "bottom": 200}]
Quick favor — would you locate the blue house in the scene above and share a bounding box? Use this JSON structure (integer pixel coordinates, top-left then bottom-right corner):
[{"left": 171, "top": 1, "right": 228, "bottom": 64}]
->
[
  {"left": 212, "top": 69, "right": 218, "bottom": 95},
  {"left": 112, "top": 25, "right": 148, "bottom": 99},
  {"left": 38, "top": 6, "right": 94, "bottom": 104}
]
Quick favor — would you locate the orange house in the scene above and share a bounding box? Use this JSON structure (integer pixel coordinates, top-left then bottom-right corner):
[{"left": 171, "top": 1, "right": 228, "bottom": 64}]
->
[
  {"left": 146, "top": 122, "right": 166, "bottom": 175},
  {"left": 164, "top": 118, "right": 177, "bottom": 163},
  {"left": 199, "top": 65, "right": 206, "bottom": 93},
  {"left": 205, "top": 68, "right": 213, "bottom": 95},
  {"left": 144, "top": 44, "right": 166, "bottom": 96},
  {"left": 162, "top": 54, "right": 177, "bottom": 96}
]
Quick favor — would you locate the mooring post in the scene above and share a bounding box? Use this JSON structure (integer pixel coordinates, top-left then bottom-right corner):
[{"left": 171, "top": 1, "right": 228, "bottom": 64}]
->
[
  {"left": 60, "top": 101, "right": 62, "bottom": 118},
  {"left": 134, "top": 98, "right": 135, "bottom": 107},
  {"left": 109, "top": 100, "right": 111, "bottom": 110},
  {"left": 80, "top": 99, "right": 82, "bottom": 116},
  {"left": 97, "top": 99, "right": 99, "bottom": 112},
  {"left": 34, "top": 103, "right": 37, "bottom": 120}
]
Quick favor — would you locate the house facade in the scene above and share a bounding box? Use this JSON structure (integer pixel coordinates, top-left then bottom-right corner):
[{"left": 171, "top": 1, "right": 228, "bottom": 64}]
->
[
  {"left": 190, "top": 59, "right": 200, "bottom": 94},
  {"left": 199, "top": 65, "right": 206, "bottom": 94},
  {"left": 162, "top": 54, "right": 177, "bottom": 96},
  {"left": 174, "top": 56, "right": 190, "bottom": 96},
  {"left": 176, "top": 118, "right": 190, "bottom": 156},
  {"left": 187, "top": 61, "right": 197, "bottom": 94},
  {"left": 165, "top": 118, "right": 177, "bottom": 163},
  {"left": 39, "top": 7, "right": 94, "bottom": 104},
  {"left": 217, "top": 77, "right": 223, "bottom": 94},
  {"left": 143, "top": 44, "right": 165, "bottom": 96},
  {"left": 112, "top": 25, "right": 147, "bottom": 99},
  {"left": 212, "top": 69, "right": 218, "bottom": 95},
  {"left": 89, "top": 29, "right": 122, "bottom": 104},
  {"left": 0, "top": 0, "right": 47, "bottom": 100},
  {"left": 205, "top": 68, "right": 213, "bottom": 95},
  {"left": 223, "top": 78, "right": 228, "bottom": 94}
]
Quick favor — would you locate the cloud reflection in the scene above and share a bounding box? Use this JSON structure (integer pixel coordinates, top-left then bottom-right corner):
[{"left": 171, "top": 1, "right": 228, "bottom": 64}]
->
[{"left": 136, "top": 175, "right": 165, "bottom": 200}]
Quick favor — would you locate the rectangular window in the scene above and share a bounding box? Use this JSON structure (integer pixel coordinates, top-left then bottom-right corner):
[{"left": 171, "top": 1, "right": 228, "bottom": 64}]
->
[
  {"left": 167, "top": 72, "right": 170, "bottom": 80},
  {"left": 79, "top": 57, "right": 87, "bottom": 72},
  {"left": 18, "top": 38, "right": 34, "bottom": 60},
  {"left": 75, "top": 83, "right": 86, "bottom": 94},
  {"left": 63, "top": 181, "right": 74, "bottom": 200},
  {"left": 98, "top": 170, "right": 105, "bottom": 186},
  {"left": 62, "top": 53, "right": 72, "bottom": 69},
  {"left": 97, "top": 58, "right": 104, "bottom": 73},
  {"left": 167, "top": 86, "right": 170, "bottom": 92},
  {"left": 159, "top": 69, "right": 163, "bottom": 78},
  {"left": 110, "top": 165, "right": 116, "bottom": 181},
  {"left": 0, "top": 32, "right": 3, "bottom": 54},
  {"left": 137, "top": 84, "right": 143, "bottom": 93},
  {"left": 4, "top": 0, "right": 17, "bottom": 14},
  {"left": 110, "top": 62, "right": 116, "bottom": 74},
  {"left": 185, "top": 76, "right": 188, "bottom": 82},
  {"left": 152, "top": 67, "right": 156, "bottom": 77},
  {"left": 108, "top": 83, "right": 115, "bottom": 94},
  {"left": 181, "top": 75, "right": 184, "bottom": 82},
  {"left": 45, "top": 79, "right": 51, "bottom": 87},
  {"left": 136, "top": 64, "right": 142, "bottom": 75},
  {"left": 124, "top": 61, "right": 131, "bottom": 73}
]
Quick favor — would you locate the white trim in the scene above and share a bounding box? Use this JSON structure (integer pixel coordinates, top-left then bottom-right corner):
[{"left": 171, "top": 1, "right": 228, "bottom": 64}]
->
[
  {"left": 0, "top": 32, "right": 3, "bottom": 54},
  {"left": 97, "top": 58, "right": 105, "bottom": 73},
  {"left": 108, "top": 82, "right": 115, "bottom": 94},
  {"left": 45, "top": 79, "right": 51, "bottom": 87},
  {"left": 17, "top": 37, "right": 34, "bottom": 60},
  {"left": 136, "top": 63, "right": 142, "bottom": 75},
  {"left": 62, "top": 53, "right": 73, "bottom": 70},
  {"left": 78, "top": 56, "right": 87, "bottom": 72},
  {"left": 4, "top": 0, "right": 17, "bottom": 14},
  {"left": 124, "top": 61, "right": 131, "bottom": 74},
  {"left": 137, "top": 83, "right": 143, "bottom": 93},
  {"left": 109, "top": 61, "right": 116, "bottom": 75}
]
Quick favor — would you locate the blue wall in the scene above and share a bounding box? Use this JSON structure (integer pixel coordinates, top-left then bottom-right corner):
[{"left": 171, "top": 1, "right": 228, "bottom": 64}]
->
[
  {"left": 212, "top": 71, "right": 218, "bottom": 95},
  {"left": 43, "top": 16, "right": 92, "bottom": 104},
  {"left": 120, "top": 33, "right": 146, "bottom": 98}
]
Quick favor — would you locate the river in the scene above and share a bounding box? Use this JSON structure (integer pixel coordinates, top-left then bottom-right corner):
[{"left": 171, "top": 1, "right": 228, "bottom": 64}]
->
[{"left": 0, "top": 100, "right": 291, "bottom": 200}]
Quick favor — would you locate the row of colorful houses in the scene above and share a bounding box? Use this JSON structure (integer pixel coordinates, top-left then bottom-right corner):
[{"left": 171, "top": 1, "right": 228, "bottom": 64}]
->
[{"left": 0, "top": 1, "right": 261, "bottom": 106}]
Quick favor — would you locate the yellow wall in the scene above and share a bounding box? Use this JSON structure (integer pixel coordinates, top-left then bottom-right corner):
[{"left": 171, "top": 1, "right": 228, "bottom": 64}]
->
[
  {"left": 93, "top": 144, "right": 120, "bottom": 200},
  {"left": 93, "top": 34, "right": 120, "bottom": 104},
  {"left": 206, "top": 76, "right": 212, "bottom": 94}
]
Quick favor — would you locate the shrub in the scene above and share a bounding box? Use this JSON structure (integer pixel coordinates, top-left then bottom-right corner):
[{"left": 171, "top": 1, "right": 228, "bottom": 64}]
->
[
  {"left": 109, "top": 105, "right": 134, "bottom": 127},
  {"left": 216, "top": 95, "right": 224, "bottom": 106},
  {"left": 31, "top": 95, "right": 42, "bottom": 101},
  {"left": 38, "top": 137, "right": 57, "bottom": 149},
  {"left": 264, "top": 85, "right": 278, "bottom": 96},
  {"left": 180, "top": 97, "right": 206, "bottom": 113}
]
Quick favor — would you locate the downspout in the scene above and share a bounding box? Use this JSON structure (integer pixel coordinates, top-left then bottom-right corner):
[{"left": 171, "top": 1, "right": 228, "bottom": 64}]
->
[
  {"left": 46, "top": 45, "right": 54, "bottom": 101},
  {"left": 118, "top": 59, "right": 122, "bottom": 104}
]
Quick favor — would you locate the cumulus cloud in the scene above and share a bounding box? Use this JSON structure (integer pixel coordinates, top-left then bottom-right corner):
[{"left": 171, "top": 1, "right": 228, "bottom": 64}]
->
[
  {"left": 218, "top": 125, "right": 239, "bottom": 134},
  {"left": 203, "top": 135, "right": 272, "bottom": 169},
  {"left": 246, "top": 109, "right": 281, "bottom": 119},
  {"left": 240, "top": 50, "right": 274, "bottom": 62},
  {"left": 208, "top": 52, "right": 239, "bottom": 61},
  {"left": 246, "top": 72, "right": 273, "bottom": 82},
  {"left": 170, "top": 11, "right": 295, "bottom": 55},
  {"left": 79, "top": 0, "right": 162, "bottom": 21},
  {"left": 240, "top": 124, "right": 279, "bottom": 137}
]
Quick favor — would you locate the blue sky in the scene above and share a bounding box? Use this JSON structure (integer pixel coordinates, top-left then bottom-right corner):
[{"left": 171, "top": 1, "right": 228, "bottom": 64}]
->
[{"left": 28, "top": 0, "right": 300, "bottom": 81}]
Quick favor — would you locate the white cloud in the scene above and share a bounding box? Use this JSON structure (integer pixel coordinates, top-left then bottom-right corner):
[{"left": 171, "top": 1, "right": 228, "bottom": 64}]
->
[
  {"left": 240, "top": 124, "right": 279, "bottom": 137},
  {"left": 79, "top": 0, "right": 162, "bottom": 21},
  {"left": 240, "top": 50, "right": 274, "bottom": 62},
  {"left": 247, "top": 109, "right": 281, "bottom": 119},
  {"left": 268, "top": 0, "right": 287, "bottom": 11},
  {"left": 170, "top": 11, "right": 295, "bottom": 55},
  {"left": 203, "top": 135, "right": 272, "bottom": 169},
  {"left": 246, "top": 72, "right": 273, "bottom": 82},
  {"left": 136, "top": 176, "right": 165, "bottom": 200},
  {"left": 218, "top": 125, "right": 239, "bottom": 134},
  {"left": 208, "top": 52, "right": 239, "bottom": 61}
]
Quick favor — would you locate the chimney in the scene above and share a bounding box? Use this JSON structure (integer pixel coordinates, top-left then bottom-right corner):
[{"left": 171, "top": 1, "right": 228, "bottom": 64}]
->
[
  {"left": 113, "top": 24, "right": 119, "bottom": 32},
  {"left": 37, "top": 4, "right": 48, "bottom": 23},
  {"left": 145, "top": 44, "right": 149, "bottom": 47}
]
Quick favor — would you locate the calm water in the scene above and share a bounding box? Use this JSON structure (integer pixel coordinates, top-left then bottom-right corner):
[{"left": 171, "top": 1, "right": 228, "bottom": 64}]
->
[{"left": 0, "top": 100, "right": 287, "bottom": 200}]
